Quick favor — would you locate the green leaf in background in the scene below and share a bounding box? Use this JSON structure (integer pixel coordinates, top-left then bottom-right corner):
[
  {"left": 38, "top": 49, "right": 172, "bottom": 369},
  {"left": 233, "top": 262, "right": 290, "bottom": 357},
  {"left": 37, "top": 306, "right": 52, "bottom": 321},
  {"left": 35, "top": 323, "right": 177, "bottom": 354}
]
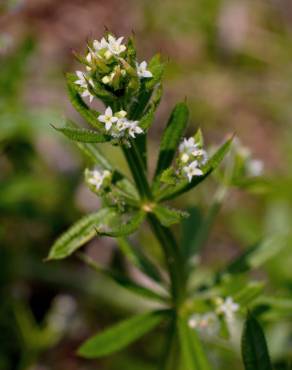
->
[
  {"left": 153, "top": 102, "right": 189, "bottom": 182},
  {"left": 178, "top": 317, "right": 212, "bottom": 370},
  {"left": 97, "top": 211, "right": 146, "bottom": 237},
  {"left": 153, "top": 205, "right": 189, "bottom": 227},
  {"left": 47, "top": 208, "right": 115, "bottom": 260},
  {"left": 78, "top": 310, "right": 167, "bottom": 358},
  {"left": 241, "top": 314, "right": 273, "bottom": 370},
  {"left": 156, "top": 136, "right": 233, "bottom": 202},
  {"left": 217, "top": 233, "right": 290, "bottom": 281},
  {"left": 52, "top": 125, "right": 110, "bottom": 143}
]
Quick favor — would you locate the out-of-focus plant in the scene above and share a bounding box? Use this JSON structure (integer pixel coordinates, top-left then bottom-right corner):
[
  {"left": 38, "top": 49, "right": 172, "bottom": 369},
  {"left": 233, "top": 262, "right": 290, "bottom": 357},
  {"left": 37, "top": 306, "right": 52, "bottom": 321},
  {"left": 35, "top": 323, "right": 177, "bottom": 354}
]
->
[{"left": 47, "top": 33, "right": 289, "bottom": 369}]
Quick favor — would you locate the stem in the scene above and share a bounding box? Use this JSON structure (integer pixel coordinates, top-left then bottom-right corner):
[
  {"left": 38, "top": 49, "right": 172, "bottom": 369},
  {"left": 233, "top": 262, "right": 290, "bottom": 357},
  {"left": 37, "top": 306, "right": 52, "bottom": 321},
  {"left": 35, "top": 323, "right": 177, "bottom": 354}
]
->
[
  {"left": 148, "top": 214, "right": 185, "bottom": 308},
  {"left": 122, "top": 140, "right": 185, "bottom": 307}
]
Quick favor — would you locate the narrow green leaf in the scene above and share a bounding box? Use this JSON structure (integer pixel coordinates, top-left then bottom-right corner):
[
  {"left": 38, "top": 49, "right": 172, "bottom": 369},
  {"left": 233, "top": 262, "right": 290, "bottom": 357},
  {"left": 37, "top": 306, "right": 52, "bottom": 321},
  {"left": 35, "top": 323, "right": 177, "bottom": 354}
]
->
[
  {"left": 241, "top": 314, "right": 273, "bottom": 370},
  {"left": 97, "top": 211, "right": 146, "bottom": 237},
  {"left": 76, "top": 142, "right": 112, "bottom": 169},
  {"left": 146, "top": 54, "right": 164, "bottom": 90},
  {"left": 78, "top": 253, "right": 167, "bottom": 303},
  {"left": 53, "top": 125, "right": 109, "bottom": 143},
  {"left": 156, "top": 136, "right": 233, "bottom": 202},
  {"left": 154, "top": 102, "right": 189, "bottom": 180},
  {"left": 153, "top": 205, "right": 189, "bottom": 227},
  {"left": 78, "top": 311, "right": 166, "bottom": 358},
  {"left": 47, "top": 208, "right": 115, "bottom": 260},
  {"left": 216, "top": 233, "right": 289, "bottom": 281},
  {"left": 66, "top": 75, "right": 103, "bottom": 130},
  {"left": 117, "top": 238, "right": 163, "bottom": 283},
  {"left": 181, "top": 207, "right": 203, "bottom": 259},
  {"left": 178, "top": 316, "right": 212, "bottom": 370}
]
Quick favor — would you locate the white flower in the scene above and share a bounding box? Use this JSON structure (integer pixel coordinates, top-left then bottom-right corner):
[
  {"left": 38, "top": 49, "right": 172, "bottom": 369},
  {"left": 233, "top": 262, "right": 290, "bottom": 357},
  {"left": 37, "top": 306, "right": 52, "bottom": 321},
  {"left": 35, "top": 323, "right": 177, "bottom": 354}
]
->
[
  {"left": 87, "top": 169, "right": 110, "bottom": 191},
  {"left": 188, "top": 313, "right": 219, "bottom": 336},
  {"left": 183, "top": 160, "right": 203, "bottom": 182},
  {"left": 93, "top": 37, "right": 108, "bottom": 52},
  {"left": 127, "top": 120, "right": 143, "bottom": 138},
  {"left": 216, "top": 297, "right": 239, "bottom": 321},
  {"left": 107, "top": 35, "right": 126, "bottom": 56},
  {"left": 179, "top": 137, "right": 198, "bottom": 154},
  {"left": 98, "top": 107, "right": 118, "bottom": 131},
  {"left": 136, "top": 61, "right": 153, "bottom": 78},
  {"left": 247, "top": 159, "right": 263, "bottom": 177},
  {"left": 75, "top": 71, "right": 94, "bottom": 102}
]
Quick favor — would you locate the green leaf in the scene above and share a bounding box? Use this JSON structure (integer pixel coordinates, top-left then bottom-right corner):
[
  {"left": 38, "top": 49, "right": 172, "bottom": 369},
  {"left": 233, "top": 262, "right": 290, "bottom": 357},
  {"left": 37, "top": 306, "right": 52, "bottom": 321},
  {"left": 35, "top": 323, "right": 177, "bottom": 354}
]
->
[
  {"left": 241, "top": 314, "right": 273, "bottom": 370},
  {"left": 146, "top": 54, "right": 164, "bottom": 90},
  {"left": 217, "top": 233, "right": 289, "bottom": 280},
  {"left": 178, "top": 316, "right": 212, "bottom": 370},
  {"left": 153, "top": 205, "right": 189, "bottom": 227},
  {"left": 117, "top": 238, "right": 163, "bottom": 283},
  {"left": 77, "top": 142, "right": 112, "bottom": 169},
  {"left": 181, "top": 207, "right": 203, "bottom": 259},
  {"left": 154, "top": 102, "right": 189, "bottom": 181},
  {"left": 66, "top": 74, "right": 103, "bottom": 131},
  {"left": 47, "top": 208, "right": 115, "bottom": 260},
  {"left": 234, "top": 282, "right": 264, "bottom": 307},
  {"left": 78, "top": 253, "right": 167, "bottom": 303},
  {"left": 78, "top": 310, "right": 166, "bottom": 358},
  {"left": 97, "top": 211, "right": 146, "bottom": 237},
  {"left": 156, "top": 136, "right": 233, "bottom": 202},
  {"left": 53, "top": 125, "right": 110, "bottom": 143}
]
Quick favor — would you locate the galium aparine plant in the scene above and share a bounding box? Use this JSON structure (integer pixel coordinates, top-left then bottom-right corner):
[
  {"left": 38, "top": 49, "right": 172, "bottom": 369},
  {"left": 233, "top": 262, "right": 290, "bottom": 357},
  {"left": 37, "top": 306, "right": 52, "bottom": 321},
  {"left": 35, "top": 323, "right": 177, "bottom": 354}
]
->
[{"left": 48, "top": 33, "right": 273, "bottom": 370}]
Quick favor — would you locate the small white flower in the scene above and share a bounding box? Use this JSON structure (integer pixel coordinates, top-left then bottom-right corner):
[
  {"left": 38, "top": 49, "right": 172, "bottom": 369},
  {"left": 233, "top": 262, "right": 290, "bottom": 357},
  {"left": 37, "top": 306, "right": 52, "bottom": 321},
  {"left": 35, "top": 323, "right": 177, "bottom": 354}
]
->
[
  {"left": 188, "top": 312, "right": 219, "bottom": 336},
  {"left": 183, "top": 161, "right": 203, "bottom": 182},
  {"left": 87, "top": 169, "right": 110, "bottom": 191},
  {"left": 75, "top": 71, "right": 94, "bottom": 102},
  {"left": 216, "top": 297, "right": 239, "bottom": 321},
  {"left": 179, "top": 137, "right": 198, "bottom": 154},
  {"left": 93, "top": 37, "right": 108, "bottom": 52},
  {"left": 98, "top": 107, "right": 118, "bottom": 131},
  {"left": 247, "top": 159, "right": 263, "bottom": 177},
  {"left": 127, "top": 120, "right": 143, "bottom": 138},
  {"left": 107, "top": 35, "right": 126, "bottom": 56},
  {"left": 136, "top": 61, "right": 153, "bottom": 78}
]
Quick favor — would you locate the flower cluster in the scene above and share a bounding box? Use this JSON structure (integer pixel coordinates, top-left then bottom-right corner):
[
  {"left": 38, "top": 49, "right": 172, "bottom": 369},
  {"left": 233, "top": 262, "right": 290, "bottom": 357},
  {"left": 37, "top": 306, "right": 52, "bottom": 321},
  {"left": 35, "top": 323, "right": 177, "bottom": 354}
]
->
[
  {"left": 98, "top": 106, "right": 143, "bottom": 140},
  {"left": 178, "top": 135, "right": 208, "bottom": 182},
  {"left": 188, "top": 296, "right": 239, "bottom": 337},
  {"left": 85, "top": 168, "right": 111, "bottom": 194},
  {"left": 74, "top": 34, "right": 152, "bottom": 103}
]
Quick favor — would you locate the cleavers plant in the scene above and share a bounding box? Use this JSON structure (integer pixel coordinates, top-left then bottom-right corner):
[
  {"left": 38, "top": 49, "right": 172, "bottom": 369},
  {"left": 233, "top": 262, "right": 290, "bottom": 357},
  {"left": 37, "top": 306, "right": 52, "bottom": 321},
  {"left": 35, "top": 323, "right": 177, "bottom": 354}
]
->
[{"left": 47, "top": 33, "right": 274, "bottom": 370}]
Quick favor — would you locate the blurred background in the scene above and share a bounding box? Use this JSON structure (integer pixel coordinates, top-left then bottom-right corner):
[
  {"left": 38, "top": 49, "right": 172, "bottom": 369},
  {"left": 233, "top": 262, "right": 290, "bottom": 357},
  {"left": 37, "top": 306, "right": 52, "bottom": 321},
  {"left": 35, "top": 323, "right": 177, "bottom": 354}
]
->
[{"left": 0, "top": 0, "right": 292, "bottom": 369}]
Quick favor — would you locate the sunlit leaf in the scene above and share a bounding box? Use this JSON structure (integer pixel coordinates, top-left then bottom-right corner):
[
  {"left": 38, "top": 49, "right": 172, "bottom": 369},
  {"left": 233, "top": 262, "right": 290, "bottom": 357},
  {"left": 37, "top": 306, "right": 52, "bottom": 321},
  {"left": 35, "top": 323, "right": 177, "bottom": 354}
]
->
[
  {"left": 47, "top": 208, "right": 115, "bottom": 260},
  {"left": 52, "top": 125, "right": 109, "bottom": 143}
]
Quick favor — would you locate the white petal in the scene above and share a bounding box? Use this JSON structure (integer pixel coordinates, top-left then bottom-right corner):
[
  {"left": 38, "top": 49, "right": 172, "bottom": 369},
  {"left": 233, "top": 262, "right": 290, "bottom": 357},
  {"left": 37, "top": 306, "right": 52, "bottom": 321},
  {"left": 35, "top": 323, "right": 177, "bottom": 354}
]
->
[
  {"left": 105, "top": 106, "right": 113, "bottom": 117},
  {"left": 142, "top": 70, "right": 153, "bottom": 78},
  {"left": 98, "top": 115, "right": 106, "bottom": 123},
  {"left": 111, "top": 117, "right": 118, "bottom": 123},
  {"left": 105, "top": 121, "right": 112, "bottom": 131}
]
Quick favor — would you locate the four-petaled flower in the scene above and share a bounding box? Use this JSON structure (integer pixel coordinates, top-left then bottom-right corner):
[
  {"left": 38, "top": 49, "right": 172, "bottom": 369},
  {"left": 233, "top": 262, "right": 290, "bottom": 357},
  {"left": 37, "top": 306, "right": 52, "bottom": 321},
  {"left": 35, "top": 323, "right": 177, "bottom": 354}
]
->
[
  {"left": 216, "top": 297, "right": 239, "bottom": 321},
  {"left": 127, "top": 120, "right": 143, "bottom": 138},
  {"left": 98, "top": 107, "right": 118, "bottom": 131},
  {"left": 87, "top": 169, "right": 111, "bottom": 191},
  {"left": 136, "top": 61, "right": 153, "bottom": 79},
  {"left": 183, "top": 160, "right": 203, "bottom": 182},
  {"left": 107, "top": 35, "right": 126, "bottom": 56}
]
